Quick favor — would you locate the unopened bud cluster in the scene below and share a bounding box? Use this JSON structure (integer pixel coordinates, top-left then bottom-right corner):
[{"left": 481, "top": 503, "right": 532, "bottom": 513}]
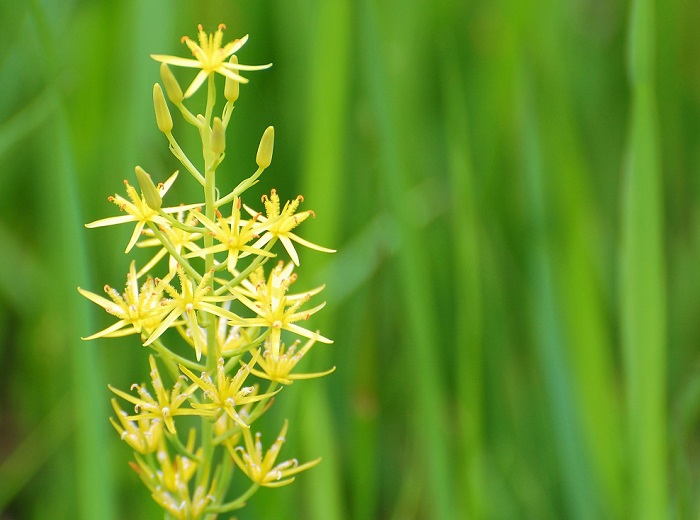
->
[{"left": 79, "top": 24, "right": 335, "bottom": 518}]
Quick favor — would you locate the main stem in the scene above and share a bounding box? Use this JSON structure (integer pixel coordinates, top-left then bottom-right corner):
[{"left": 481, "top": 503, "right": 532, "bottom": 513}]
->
[{"left": 199, "top": 73, "right": 219, "bottom": 490}]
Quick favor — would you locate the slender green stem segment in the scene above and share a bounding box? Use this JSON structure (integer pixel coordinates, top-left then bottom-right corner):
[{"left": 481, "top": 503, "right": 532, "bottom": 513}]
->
[
  {"left": 146, "top": 222, "right": 202, "bottom": 282},
  {"left": 199, "top": 73, "right": 219, "bottom": 492},
  {"left": 167, "top": 133, "right": 205, "bottom": 185},
  {"left": 623, "top": 0, "right": 666, "bottom": 517},
  {"left": 207, "top": 484, "right": 261, "bottom": 513}
]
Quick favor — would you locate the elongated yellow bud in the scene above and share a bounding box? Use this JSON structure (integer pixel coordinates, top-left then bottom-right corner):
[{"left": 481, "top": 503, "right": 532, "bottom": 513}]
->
[
  {"left": 224, "top": 55, "right": 240, "bottom": 103},
  {"left": 160, "top": 63, "right": 183, "bottom": 103},
  {"left": 153, "top": 84, "right": 173, "bottom": 134},
  {"left": 211, "top": 117, "right": 226, "bottom": 155},
  {"left": 134, "top": 166, "right": 162, "bottom": 210},
  {"left": 256, "top": 126, "right": 274, "bottom": 169}
]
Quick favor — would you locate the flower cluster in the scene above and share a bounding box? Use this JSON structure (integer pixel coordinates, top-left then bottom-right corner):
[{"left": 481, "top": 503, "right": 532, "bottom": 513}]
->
[{"left": 79, "top": 23, "right": 334, "bottom": 517}]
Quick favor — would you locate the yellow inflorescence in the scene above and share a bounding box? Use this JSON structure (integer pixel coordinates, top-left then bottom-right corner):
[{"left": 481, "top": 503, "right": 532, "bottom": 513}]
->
[{"left": 79, "top": 24, "right": 335, "bottom": 518}]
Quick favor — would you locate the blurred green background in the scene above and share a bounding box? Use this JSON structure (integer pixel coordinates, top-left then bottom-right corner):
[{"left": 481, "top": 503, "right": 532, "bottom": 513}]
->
[{"left": 1, "top": 0, "right": 699, "bottom": 518}]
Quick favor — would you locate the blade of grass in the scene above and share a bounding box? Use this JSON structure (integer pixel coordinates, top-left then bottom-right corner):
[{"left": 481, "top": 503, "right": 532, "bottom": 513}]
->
[
  {"left": 622, "top": 0, "right": 666, "bottom": 517},
  {"left": 295, "top": 1, "right": 351, "bottom": 519},
  {"left": 359, "top": 0, "right": 456, "bottom": 517},
  {"left": 0, "top": 89, "right": 55, "bottom": 160},
  {"left": 528, "top": 1, "right": 624, "bottom": 515},
  {"left": 28, "top": 2, "right": 115, "bottom": 518},
  {"left": 0, "top": 224, "right": 42, "bottom": 314},
  {"left": 516, "top": 62, "right": 600, "bottom": 518},
  {"left": 438, "top": 32, "right": 484, "bottom": 520},
  {"left": 0, "top": 393, "right": 72, "bottom": 511}
]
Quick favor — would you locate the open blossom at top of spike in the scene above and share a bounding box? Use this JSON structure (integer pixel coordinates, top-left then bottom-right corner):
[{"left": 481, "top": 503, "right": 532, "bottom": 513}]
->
[{"left": 151, "top": 24, "right": 272, "bottom": 98}]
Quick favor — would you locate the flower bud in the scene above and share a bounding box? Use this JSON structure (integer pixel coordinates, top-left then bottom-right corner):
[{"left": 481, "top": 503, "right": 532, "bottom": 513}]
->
[
  {"left": 153, "top": 84, "right": 173, "bottom": 134},
  {"left": 211, "top": 117, "right": 226, "bottom": 155},
  {"left": 224, "top": 55, "right": 240, "bottom": 104},
  {"left": 160, "top": 63, "right": 183, "bottom": 103},
  {"left": 256, "top": 126, "right": 274, "bottom": 169},
  {"left": 134, "top": 166, "right": 162, "bottom": 210}
]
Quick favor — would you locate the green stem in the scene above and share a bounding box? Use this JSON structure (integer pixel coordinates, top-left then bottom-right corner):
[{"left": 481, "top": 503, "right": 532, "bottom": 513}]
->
[
  {"left": 166, "top": 133, "right": 205, "bottom": 185},
  {"left": 198, "top": 72, "right": 218, "bottom": 499},
  {"left": 175, "top": 101, "right": 200, "bottom": 127},
  {"left": 146, "top": 222, "right": 201, "bottom": 282},
  {"left": 222, "top": 101, "right": 234, "bottom": 127},
  {"left": 222, "top": 329, "right": 270, "bottom": 362},
  {"left": 149, "top": 338, "right": 206, "bottom": 372},
  {"left": 215, "top": 166, "right": 265, "bottom": 206},
  {"left": 247, "top": 381, "right": 279, "bottom": 423},
  {"left": 207, "top": 484, "right": 260, "bottom": 513},
  {"left": 156, "top": 210, "right": 204, "bottom": 234},
  {"left": 164, "top": 430, "right": 200, "bottom": 461}
]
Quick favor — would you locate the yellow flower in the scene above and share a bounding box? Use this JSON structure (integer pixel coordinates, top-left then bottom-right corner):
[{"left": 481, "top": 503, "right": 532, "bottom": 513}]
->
[
  {"left": 177, "top": 307, "right": 259, "bottom": 358},
  {"left": 248, "top": 337, "right": 335, "bottom": 385},
  {"left": 109, "top": 355, "right": 201, "bottom": 434},
  {"left": 179, "top": 355, "right": 278, "bottom": 429},
  {"left": 185, "top": 199, "right": 274, "bottom": 273},
  {"left": 78, "top": 261, "right": 168, "bottom": 340},
  {"left": 135, "top": 208, "right": 204, "bottom": 277},
  {"left": 109, "top": 398, "right": 163, "bottom": 454},
  {"left": 131, "top": 434, "right": 215, "bottom": 519},
  {"left": 86, "top": 170, "right": 199, "bottom": 253},
  {"left": 231, "top": 420, "right": 321, "bottom": 488},
  {"left": 245, "top": 190, "right": 335, "bottom": 266},
  {"left": 151, "top": 24, "right": 271, "bottom": 99},
  {"left": 144, "top": 268, "right": 243, "bottom": 360},
  {"left": 232, "top": 261, "right": 332, "bottom": 346}
]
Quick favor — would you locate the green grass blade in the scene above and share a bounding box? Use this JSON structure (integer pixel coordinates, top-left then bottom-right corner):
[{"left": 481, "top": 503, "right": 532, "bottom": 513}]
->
[
  {"left": 28, "top": 1, "right": 116, "bottom": 517},
  {"left": 516, "top": 64, "right": 600, "bottom": 518},
  {"left": 359, "top": 0, "right": 456, "bottom": 517},
  {"left": 622, "top": 0, "right": 666, "bottom": 517},
  {"left": 438, "top": 33, "right": 485, "bottom": 520},
  {"left": 296, "top": 0, "right": 351, "bottom": 518}
]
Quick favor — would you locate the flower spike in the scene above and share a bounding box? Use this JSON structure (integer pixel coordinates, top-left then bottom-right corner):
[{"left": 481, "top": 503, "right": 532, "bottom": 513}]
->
[{"left": 80, "top": 22, "right": 333, "bottom": 516}]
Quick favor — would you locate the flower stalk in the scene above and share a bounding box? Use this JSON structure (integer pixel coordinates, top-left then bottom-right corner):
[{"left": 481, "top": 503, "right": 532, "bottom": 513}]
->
[{"left": 79, "top": 23, "right": 335, "bottom": 518}]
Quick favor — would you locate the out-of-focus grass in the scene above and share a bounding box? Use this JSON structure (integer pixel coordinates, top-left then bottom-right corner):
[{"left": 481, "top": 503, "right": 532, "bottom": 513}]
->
[
  {"left": 2, "top": 0, "right": 700, "bottom": 518},
  {"left": 623, "top": 0, "right": 666, "bottom": 518}
]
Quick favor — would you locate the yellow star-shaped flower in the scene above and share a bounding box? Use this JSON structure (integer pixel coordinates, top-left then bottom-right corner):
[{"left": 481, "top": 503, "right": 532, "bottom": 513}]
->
[
  {"left": 179, "top": 355, "right": 278, "bottom": 429},
  {"left": 151, "top": 24, "right": 271, "bottom": 98},
  {"left": 231, "top": 420, "right": 320, "bottom": 488},
  {"left": 232, "top": 261, "right": 332, "bottom": 346},
  {"left": 144, "top": 268, "right": 243, "bottom": 360},
  {"left": 86, "top": 170, "right": 199, "bottom": 253},
  {"left": 186, "top": 198, "right": 275, "bottom": 274},
  {"left": 248, "top": 336, "right": 335, "bottom": 385},
  {"left": 78, "top": 261, "right": 168, "bottom": 340},
  {"left": 244, "top": 189, "right": 335, "bottom": 266},
  {"left": 109, "top": 355, "right": 201, "bottom": 434}
]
